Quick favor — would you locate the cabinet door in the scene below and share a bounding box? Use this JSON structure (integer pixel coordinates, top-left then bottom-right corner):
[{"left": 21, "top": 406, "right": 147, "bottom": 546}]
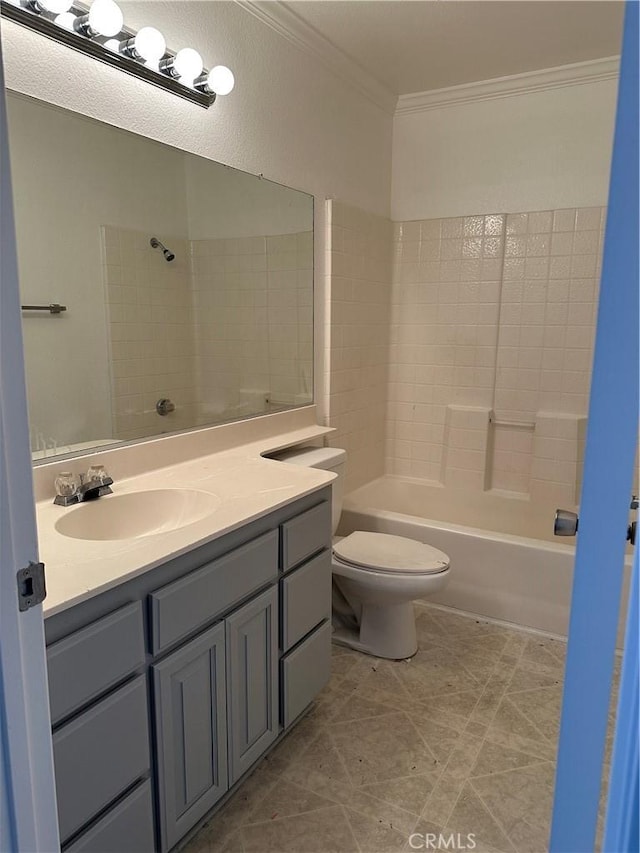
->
[
  {"left": 153, "top": 622, "right": 228, "bottom": 852},
  {"left": 226, "top": 586, "right": 279, "bottom": 785}
]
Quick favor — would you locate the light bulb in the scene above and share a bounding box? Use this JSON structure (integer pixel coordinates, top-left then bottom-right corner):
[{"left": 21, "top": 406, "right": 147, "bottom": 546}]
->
[
  {"left": 173, "top": 48, "right": 203, "bottom": 81},
  {"left": 207, "top": 65, "right": 234, "bottom": 96},
  {"left": 104, "top": 38, "right": 120, "bottom": 51},
  {"left": 54, "top": 10, "right": 76, "bottom": 29},
  {"left": 133, "top": 26, "right": 166, "bottom": 63},
  {"left": 38, "top": 0, "right": 73, "bottom": 12},
  {"left": 87, "top": 0, "right": 123, "bottom": 37}
]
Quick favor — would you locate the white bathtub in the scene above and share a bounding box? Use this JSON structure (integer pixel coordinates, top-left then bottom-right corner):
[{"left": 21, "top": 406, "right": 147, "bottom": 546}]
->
[{"left": 340, "top": 476, "right": 630, "bottom": 642}]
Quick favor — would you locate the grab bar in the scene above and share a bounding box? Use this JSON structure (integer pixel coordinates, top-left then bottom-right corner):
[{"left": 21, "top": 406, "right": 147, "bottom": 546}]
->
[{"left": 21, "top": 303, "right": 67, "bottom": 314}]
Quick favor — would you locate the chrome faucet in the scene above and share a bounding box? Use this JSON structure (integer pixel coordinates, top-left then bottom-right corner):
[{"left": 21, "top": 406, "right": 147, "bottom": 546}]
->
[{"left": 53, "top": 465, "right": 113, "bottom": 506}]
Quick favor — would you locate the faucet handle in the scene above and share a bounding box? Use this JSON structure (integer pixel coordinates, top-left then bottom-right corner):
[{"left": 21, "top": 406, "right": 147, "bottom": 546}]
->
[
  {"left": 86, "top": 464, "right": 111, "bottom": 484},
  {"left": 54, "top": 472, "right": 81, "bottom": 506},
  {"left": 55, "top": 472, "right": 79, "bottom": 498},
  {"left": 82, "top": 464, "right": 114, "bottom": 499}
]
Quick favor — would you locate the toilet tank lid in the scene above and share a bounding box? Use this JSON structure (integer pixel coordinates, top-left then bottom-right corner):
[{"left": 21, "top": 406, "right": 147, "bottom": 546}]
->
[{"left": 269, "top": 446, "right": 346, "bottom": 470}]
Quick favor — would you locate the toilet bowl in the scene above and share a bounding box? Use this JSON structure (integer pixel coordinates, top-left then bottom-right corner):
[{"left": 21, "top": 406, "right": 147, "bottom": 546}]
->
[
  {"left": 332, "top": 531, "right": 450, "bottom": 659},
  {"left": 271, "top": 446, "right": 451, "bottom": 660}
]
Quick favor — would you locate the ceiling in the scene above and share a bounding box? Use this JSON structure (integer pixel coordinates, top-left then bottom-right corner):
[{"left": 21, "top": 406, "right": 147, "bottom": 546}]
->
[{"left": 280, "top": 1, "right": 624, "bottom": 96}]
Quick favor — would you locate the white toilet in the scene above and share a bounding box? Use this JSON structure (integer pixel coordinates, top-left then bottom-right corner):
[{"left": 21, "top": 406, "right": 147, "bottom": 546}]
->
[{"left": 275, "top": 446, "right": 451, "bottom": 660}]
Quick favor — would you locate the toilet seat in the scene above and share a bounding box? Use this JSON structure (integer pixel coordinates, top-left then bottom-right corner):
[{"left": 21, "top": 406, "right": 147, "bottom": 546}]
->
[{"left": 332, "top": 531, "right": 449, "bottom": 575}]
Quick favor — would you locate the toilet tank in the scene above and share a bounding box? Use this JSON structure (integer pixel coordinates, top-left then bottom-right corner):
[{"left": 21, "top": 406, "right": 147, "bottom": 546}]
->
[{"left": 270, "top": 446, "right": 346, "bottom": 535}]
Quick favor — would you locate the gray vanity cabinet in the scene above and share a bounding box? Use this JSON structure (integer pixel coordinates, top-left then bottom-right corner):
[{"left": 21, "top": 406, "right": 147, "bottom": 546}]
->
[
  {"left": 226, "top": 586, "right": 279, "bottom": 784},
  {"left": 44, "top": 487, "right": 332, "bottom": 853},
  {"left": 153, "top": 622, "right": 228, "bottom": 852}
]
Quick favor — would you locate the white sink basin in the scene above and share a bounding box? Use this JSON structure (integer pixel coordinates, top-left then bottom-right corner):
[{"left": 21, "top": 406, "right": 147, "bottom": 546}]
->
[{"left": 54, "top": 489, "right": 221, "bottom": 541}]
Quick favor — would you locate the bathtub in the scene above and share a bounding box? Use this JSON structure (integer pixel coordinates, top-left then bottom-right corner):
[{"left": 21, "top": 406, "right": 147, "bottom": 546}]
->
[{"left": 339, "top": 476, "right": 631, "bottom": 642}]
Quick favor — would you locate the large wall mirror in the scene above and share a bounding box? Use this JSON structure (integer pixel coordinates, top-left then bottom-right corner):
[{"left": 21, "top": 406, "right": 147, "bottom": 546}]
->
[{"left": 6, "top": 93, "right": 314, "bottom": 461}]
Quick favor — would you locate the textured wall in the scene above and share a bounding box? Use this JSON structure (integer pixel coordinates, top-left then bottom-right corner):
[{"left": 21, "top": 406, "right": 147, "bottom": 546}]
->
[{"left": 392, "top": 79, "right": 617, "bottom": 221}]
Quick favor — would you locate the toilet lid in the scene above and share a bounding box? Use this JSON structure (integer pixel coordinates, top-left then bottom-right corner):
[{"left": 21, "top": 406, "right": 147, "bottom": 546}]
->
[{"left": 333, "top": 532, "right": 449, "bottom": 574}]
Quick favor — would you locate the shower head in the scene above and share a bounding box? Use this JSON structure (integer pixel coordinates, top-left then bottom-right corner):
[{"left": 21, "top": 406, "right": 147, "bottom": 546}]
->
[{"left": 150, "top": 237, "right": 175, "bottom": 262}]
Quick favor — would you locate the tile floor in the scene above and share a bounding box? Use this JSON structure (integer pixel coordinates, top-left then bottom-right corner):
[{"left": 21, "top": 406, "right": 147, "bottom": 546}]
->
[{"left": 181, "top": 604, "right": 618, "bottom": 853}]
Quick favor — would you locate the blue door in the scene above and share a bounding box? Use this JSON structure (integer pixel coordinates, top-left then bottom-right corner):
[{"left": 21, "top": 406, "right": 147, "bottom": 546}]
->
[{"left": 550, "top": 3, "right": 639, "bottom": 851}]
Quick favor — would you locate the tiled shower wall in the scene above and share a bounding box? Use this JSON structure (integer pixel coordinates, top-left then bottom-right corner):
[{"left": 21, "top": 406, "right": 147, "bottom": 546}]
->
[
  {"left": 325, "top": 201, "right": 393, "bottom": 492},
  {"left": 103, "top": 227, "right": 313, "bottom": 441},
  {"left": 386, "top": 206, "right": 605, "bottom": 505},
  {"left": 387, "top": 214, "right": 505, "bottom": 485}
]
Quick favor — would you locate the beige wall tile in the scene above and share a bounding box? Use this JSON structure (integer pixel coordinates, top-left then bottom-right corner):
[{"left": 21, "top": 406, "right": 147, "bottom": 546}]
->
[{"left": 377, "top": 204, "right": 605, "bottom": 512}]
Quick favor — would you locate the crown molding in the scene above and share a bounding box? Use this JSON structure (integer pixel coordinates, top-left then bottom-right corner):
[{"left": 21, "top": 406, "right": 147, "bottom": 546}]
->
[
  {"left": 396, "top": 56, "right": 620, "bottom": 116},
  {"left": 236, "top": 0, "right": 398, "bottom": 115}
]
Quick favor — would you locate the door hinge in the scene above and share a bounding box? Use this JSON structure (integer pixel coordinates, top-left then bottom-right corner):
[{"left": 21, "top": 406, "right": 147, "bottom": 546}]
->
[
  {"left": 17, "top": 561, "right": 47, "bottom": 611},
  {"left": 627, "top": 521, "right": 637, "bottom": 546}
]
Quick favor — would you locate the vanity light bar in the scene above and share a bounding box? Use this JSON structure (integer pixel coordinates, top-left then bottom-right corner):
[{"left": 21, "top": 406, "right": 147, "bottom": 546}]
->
[{"left": 0, "top": 0, "right": 234, "bottom": 109}]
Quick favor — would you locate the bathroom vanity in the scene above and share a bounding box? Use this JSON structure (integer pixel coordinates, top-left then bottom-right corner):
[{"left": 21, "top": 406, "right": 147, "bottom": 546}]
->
[{"left": 43, "top": 478, "right": 332, "bottom": 852}]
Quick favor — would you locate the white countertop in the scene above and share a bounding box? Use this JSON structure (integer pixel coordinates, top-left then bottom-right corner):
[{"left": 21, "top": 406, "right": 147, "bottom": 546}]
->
[{"left": 38, "top": 425, "right": 336, "bottom": 617}]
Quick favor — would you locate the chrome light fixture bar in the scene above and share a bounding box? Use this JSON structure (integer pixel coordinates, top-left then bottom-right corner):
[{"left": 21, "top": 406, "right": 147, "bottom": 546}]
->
[{"left": 0, "top": 0, "right": 235, "bottom": 109}]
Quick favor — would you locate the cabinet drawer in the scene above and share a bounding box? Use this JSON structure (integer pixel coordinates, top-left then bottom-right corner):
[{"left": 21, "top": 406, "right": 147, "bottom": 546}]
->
[
  {"left": 53, "top": 675, "right": 150, "bottom": 844},
  {"left": 281, "top": 551, "right": 331, "bottom": 652},
  {"left": 64, "top": 779, "right": 154, "bottom": 853},
  {"left": 150, "top": 530, "right": 279, "bottom": 656},
  {"left": 281, "top": 620, "right": 331, "bottom": 728},
  {"left": 280, "top": 501, "right": 331, "bottom": 572},
  {"left": 47, "top": 602, "right": 145, "bottom": 726}
]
